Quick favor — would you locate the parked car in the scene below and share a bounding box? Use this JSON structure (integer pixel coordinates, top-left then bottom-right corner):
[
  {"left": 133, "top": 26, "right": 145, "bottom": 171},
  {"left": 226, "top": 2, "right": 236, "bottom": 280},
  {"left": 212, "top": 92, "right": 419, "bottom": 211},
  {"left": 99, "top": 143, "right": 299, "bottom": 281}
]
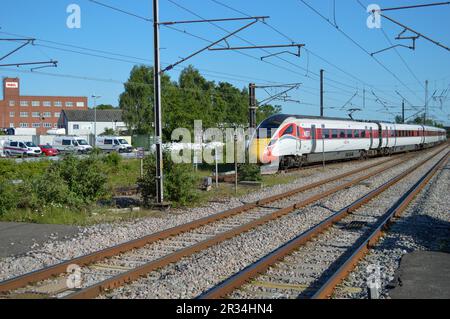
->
[
  {"left": 39, "top": 144, "right": 59, "bottom": 156},
  {"left": 3, "top": 141, "right": 42, "bottom": 157},
  {"left": 96, "top": 136, "right": 133, "bottom": 153},
  {"left": 53, "top": 136, "right": 92, "bottom": 154}
]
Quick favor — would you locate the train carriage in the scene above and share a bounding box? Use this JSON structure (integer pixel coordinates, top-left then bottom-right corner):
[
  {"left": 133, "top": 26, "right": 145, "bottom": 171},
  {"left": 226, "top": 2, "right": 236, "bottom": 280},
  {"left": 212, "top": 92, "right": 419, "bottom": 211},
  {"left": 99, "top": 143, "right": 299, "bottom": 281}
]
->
[{"left": 249, "top": 114, "right": 446, "bottom": 170}]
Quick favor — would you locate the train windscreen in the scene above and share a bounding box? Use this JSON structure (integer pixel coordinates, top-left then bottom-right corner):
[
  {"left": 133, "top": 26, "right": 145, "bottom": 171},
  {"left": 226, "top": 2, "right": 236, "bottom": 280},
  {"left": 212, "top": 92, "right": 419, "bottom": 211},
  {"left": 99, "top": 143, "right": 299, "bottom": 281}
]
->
[{"left": 257, "top": 114, "right": 290, "bottom": 138}]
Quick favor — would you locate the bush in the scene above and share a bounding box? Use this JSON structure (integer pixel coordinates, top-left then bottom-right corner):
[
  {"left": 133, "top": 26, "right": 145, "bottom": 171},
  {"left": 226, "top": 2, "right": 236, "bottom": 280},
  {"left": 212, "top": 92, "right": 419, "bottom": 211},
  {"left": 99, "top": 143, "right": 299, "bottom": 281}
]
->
[
  {"left": 238, "top": 164, "right": 262, "bottom": 182},
  {"left": 103, "top": 152, "right": 122, "bottom": 167},
  {"left": 138, "top": 153, "right": 198, "bottom": 207},
  {"left": 59, "top": 155, "right": 108, "bottom": 203},
  {"left": 0, "top": 179, "right": 18, "bottom": 216}
]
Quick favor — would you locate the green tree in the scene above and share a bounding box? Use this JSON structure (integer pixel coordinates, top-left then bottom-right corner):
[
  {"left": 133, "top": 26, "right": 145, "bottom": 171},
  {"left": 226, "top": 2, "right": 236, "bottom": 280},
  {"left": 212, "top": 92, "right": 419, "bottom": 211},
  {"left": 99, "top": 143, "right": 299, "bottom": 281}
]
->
[
  {"left": 96, "top": 104, "right": 116, "bottom": 110},
  {"left": 119, "top": 65, "right": 281, "bottom": 138},
  {"left": 395, "top": 115, "right": 404, "bottom": 124},
  {"left": 119, "top": 66, "right": 175, "bottom": 135}
]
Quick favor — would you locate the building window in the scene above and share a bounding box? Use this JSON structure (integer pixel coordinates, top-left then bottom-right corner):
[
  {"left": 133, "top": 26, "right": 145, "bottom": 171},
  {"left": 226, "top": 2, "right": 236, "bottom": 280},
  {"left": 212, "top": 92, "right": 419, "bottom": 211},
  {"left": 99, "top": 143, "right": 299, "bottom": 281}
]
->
[
  {"left": 54, "top": 123, "right": 58, "bottom": 128},
  {"left": 20, "top": 112, "right": 29, "bottom": 118},
  {"left": 20, "top": 123, "right": 29, "bottom": 128},
  {"left": 9, "top": 100, "right": 15, "bottom": 107},
  {"left": 65, "top": 101, "right": 74, "bottom": 107},
  {"left": 76, "top": 102, "right": 85, "bottom": 107},
  {"left": 54, "top": 101, "right": 62, "bottom": 107},
  {"left": 10, "top": 123, "right": 14, "bottom": 128},
  {"left": 9, "top": 112, "right": 15, "bottom": 118},
  {"left": 73, "top": 124, "right": 80, "bottom": 130},
  {"left": 20, "top": 101, "right": 29, "bottom": 107},
  {"left": 32, "top": 101, "right": 40, "bottom": 107},
  {"left": 32, "top": 123, "right": 41, "bottom": 128},
  {"left": 43, "top": 101, "right": 51, "bottom": 107},
  {"left": 32, "top": 112, "right": 40, "bottom": 118},
  {"left": 43, "top": 112, "right": 51, "bottom": 118},
  {"left": 44, "top": 123, "right": 52, "bottom": 128},
  {"left": 54, "top": 112, "right": 61, "bottom": 118}
]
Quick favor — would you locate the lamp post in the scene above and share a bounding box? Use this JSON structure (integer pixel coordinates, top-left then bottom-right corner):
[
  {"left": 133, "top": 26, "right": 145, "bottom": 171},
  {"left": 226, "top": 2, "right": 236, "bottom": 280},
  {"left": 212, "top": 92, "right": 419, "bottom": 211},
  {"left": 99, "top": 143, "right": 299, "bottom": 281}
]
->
[{"left": 91, "top": 95, "right": 101, "bottom": 145}]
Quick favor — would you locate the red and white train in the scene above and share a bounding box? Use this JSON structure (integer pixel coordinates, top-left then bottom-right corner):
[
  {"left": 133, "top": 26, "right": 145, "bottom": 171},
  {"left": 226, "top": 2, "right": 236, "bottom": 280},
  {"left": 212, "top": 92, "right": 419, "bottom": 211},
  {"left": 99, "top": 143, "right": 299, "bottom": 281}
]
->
[{"left": 249, "top": 114, "right": 447, "bottom": 169}]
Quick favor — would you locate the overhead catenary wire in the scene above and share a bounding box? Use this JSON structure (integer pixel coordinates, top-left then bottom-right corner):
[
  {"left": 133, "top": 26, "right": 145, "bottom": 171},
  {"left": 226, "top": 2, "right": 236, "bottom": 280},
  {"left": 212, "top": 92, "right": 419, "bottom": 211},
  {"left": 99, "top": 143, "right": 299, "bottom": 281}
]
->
[
  {"left": 207, "top": 0, "right": 421, "bottom": 111},
  {"left": 299, "top": 0, "right": 425, "bottom": 105}
]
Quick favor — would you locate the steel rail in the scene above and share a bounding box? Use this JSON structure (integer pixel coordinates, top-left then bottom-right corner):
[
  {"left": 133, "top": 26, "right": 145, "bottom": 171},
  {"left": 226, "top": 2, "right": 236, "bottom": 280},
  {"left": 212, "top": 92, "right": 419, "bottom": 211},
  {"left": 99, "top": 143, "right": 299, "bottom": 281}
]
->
[
  {"left": 197, "top": 147, "right": 448, "bottom": 299},
  {"left": 0, "top": 157, "right": 396, "bottom": 294},
  {"left": 312, "top": 150, "right": 449, "bottom": 299},
  {"left": 64, "top": 151, "right": 434, "bottom": 299}
]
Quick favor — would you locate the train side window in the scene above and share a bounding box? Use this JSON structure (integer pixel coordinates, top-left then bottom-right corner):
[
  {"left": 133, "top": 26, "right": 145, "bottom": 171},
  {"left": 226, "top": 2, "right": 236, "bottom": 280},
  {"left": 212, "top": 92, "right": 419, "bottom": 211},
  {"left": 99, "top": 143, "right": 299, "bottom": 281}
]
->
[
  {"left": 339, "top": 130, "right": 346, "bottom": 138},
  {"left": 324, "top": 129, "right": 330, "bottom": 139},
  {"left": 346, "top": 130, "right": 352, "bottom": 138},
  {"left": 332, "top": 129, "right": 338, "bottom": 138},
  {"left": 354, "top": 130, "right": 360, "bottom": 138},
  {"left": 361, "top": 130, "right": 366, "bottom": 138}
]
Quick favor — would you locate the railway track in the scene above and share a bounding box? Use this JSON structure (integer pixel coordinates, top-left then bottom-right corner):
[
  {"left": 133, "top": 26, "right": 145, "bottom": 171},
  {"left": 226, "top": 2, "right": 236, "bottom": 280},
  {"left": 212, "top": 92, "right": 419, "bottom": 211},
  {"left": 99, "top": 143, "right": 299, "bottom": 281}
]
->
[
  {"left": 0, "top": 147, "right": 445, "bottom": 299},
  {"left": 198, "top": 148, "right": 449, "bottom": 299}
]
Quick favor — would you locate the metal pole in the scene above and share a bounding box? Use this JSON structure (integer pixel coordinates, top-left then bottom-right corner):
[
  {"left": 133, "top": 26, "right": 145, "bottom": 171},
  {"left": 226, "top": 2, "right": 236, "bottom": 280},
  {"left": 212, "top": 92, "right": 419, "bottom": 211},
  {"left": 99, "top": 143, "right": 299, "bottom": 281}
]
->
[
  {"left": 153, "top": 0, "right": 164, "bottom": 204},
  {"left": 363, "top": 88, "right": 366, "bottom": 109},
  {"left": 402, "top": 99, "right": 405, "bottom": 123},
  {"left": 321, "top": 124, "right": 325, "bottom": 169},
  {"left": 215, "top": 147, "right": 219, "bottom": 188},
  {"left": 234, "top": 134, "right": 238, "bottom": 195},
  {"left": 94, "top": 98, "right": 97, "bottom": 145},
  {"left": 320, "top": 69, "right": 324, "bottom": 117},
  {"left": 249, "top": 83, "right": 256, "bottom": 129},
  {"left": 424, "top": 80, "right": 428, "bottom": 124}
]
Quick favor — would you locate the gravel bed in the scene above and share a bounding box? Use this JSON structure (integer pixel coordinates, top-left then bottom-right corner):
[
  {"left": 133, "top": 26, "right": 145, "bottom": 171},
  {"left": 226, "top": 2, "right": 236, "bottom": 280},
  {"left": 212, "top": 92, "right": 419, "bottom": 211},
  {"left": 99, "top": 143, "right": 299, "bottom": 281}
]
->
[
  {"left": 8, "top": 156, "right": 407, "bottom": 294},
  {"left": 228, "top": 150, "right": 447, "bottom": 299},
  {"left": 101, "top": 149, "right": 446, "bottom": 299},
  {"left": 332, "top": 155, "right": 449, "bottom": 299},
  {"left": 0, "top": 155, "right": 393, "bottom": 282}
]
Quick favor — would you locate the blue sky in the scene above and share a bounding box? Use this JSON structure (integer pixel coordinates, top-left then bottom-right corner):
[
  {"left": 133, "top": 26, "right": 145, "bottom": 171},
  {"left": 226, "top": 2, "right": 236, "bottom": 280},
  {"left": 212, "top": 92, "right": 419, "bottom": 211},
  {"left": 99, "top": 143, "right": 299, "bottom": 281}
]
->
[{"left": 1, "top": 0, "right": 449, "bottom": 125}]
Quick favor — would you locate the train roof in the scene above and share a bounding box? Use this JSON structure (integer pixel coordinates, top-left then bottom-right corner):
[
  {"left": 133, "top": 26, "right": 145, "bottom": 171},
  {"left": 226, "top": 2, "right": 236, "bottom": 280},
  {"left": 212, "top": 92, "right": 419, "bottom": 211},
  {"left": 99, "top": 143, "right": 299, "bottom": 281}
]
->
[
  {"left": 260, "top": 114, "right": 445, "bottom": 130},
  {"left": 260, "top": 114, "right": 384, "bottom": 125}
]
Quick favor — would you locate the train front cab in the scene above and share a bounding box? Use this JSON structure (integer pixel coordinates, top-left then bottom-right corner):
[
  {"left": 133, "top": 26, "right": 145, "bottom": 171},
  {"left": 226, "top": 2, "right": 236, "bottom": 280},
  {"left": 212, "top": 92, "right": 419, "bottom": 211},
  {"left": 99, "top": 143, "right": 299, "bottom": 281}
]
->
[{"left": 249, "top": 114, "right": 292, "bottom": 165}]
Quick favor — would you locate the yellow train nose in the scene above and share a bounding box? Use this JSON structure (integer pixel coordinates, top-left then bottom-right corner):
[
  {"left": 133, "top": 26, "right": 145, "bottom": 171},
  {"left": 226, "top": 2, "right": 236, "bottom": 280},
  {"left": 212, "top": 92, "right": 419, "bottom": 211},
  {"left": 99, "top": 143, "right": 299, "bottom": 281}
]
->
[{"left": 249, "top": 138, "right": 271, "bottom": 164}]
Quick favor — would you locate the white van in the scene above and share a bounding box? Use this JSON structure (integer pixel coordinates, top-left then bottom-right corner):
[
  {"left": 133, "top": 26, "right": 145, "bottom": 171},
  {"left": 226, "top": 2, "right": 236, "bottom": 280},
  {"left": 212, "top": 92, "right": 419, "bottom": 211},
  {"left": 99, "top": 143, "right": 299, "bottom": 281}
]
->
[
  {"left": 96, "top": 136, "right": 133, "bottom": 153},
  {"left": 3, "top": 141, "right": 42, "bottom": 157},
  {"left": 0, "top": 140, "right": 6, "bottom": 157},
  {"left": 53, "top": 136, "right": 92, "bottom": 154}
]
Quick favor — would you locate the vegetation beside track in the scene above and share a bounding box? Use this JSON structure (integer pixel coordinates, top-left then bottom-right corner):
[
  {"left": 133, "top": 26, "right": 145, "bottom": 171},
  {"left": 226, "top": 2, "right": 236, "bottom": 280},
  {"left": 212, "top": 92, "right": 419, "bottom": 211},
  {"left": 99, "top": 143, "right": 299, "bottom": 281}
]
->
[{"left": 0, "top": 153, "right": 298, "bottom": 225}]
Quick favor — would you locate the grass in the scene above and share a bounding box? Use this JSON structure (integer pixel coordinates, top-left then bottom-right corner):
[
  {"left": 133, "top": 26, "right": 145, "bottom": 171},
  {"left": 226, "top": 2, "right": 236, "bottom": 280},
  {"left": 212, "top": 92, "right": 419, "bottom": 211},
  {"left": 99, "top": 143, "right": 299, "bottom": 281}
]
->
[{"left": 0, "top": 205, "right": 165, "bottom": 226}]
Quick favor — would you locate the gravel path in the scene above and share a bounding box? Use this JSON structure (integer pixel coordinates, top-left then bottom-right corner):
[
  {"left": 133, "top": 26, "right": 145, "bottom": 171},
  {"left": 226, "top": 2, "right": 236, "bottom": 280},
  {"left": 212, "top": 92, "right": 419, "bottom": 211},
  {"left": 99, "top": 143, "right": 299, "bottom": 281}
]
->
[
  {"left": 0, "top": 156, "right": 391, "bottom": 281},
  {"left": 100, "top": 149, "right": 446, "bottom": 299},
  {"left": 332, "top": 154, "right": 449, "bottom": 299}
]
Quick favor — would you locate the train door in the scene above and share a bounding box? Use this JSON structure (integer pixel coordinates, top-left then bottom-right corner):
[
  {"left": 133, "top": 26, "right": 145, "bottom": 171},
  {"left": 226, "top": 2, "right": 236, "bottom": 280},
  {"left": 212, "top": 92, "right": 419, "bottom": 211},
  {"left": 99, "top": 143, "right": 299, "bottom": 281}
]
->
[
  {"left": 385, "top": 125, "right": 389, "bottom": 147},
  {"left": 296, "top": 126, "right": 301, "bottom": 154},
  {"left": 311, "top": 125, "right": 317, "bottom": 153},
  {"left": 368, "top": 126, "right": 373, "bottom": 149}
]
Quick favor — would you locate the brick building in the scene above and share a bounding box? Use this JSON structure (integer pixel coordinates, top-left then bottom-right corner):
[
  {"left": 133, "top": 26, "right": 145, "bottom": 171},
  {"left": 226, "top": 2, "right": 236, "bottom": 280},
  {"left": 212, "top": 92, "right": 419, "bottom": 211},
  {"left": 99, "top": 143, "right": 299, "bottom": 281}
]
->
[{"left": 0, "top": 77, "right": 88, "bottom": 134}]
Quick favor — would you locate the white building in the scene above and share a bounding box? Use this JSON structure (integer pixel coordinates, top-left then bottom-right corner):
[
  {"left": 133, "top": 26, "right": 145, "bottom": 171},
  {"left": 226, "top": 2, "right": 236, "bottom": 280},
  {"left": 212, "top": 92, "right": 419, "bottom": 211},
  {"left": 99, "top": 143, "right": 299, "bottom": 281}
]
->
[{"left": 58, "top": 109, "right": 127, "bottom": 136}]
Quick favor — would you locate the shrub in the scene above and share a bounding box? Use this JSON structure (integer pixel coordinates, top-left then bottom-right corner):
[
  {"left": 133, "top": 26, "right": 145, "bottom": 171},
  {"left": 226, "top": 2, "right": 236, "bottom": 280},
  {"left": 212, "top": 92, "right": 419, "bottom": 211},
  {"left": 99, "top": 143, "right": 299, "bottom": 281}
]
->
[
  {"left": 103, "top": 151, "right": 122, "bottom": 167},
  {"left": 138, "top": 153, "right": 198, "bottom": 207},
  {"left": 238, "top": 164, "right": 262, "bottom": 182},
  {"left": 0, "top": 179, "right": 18, "bottom": 216}
]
